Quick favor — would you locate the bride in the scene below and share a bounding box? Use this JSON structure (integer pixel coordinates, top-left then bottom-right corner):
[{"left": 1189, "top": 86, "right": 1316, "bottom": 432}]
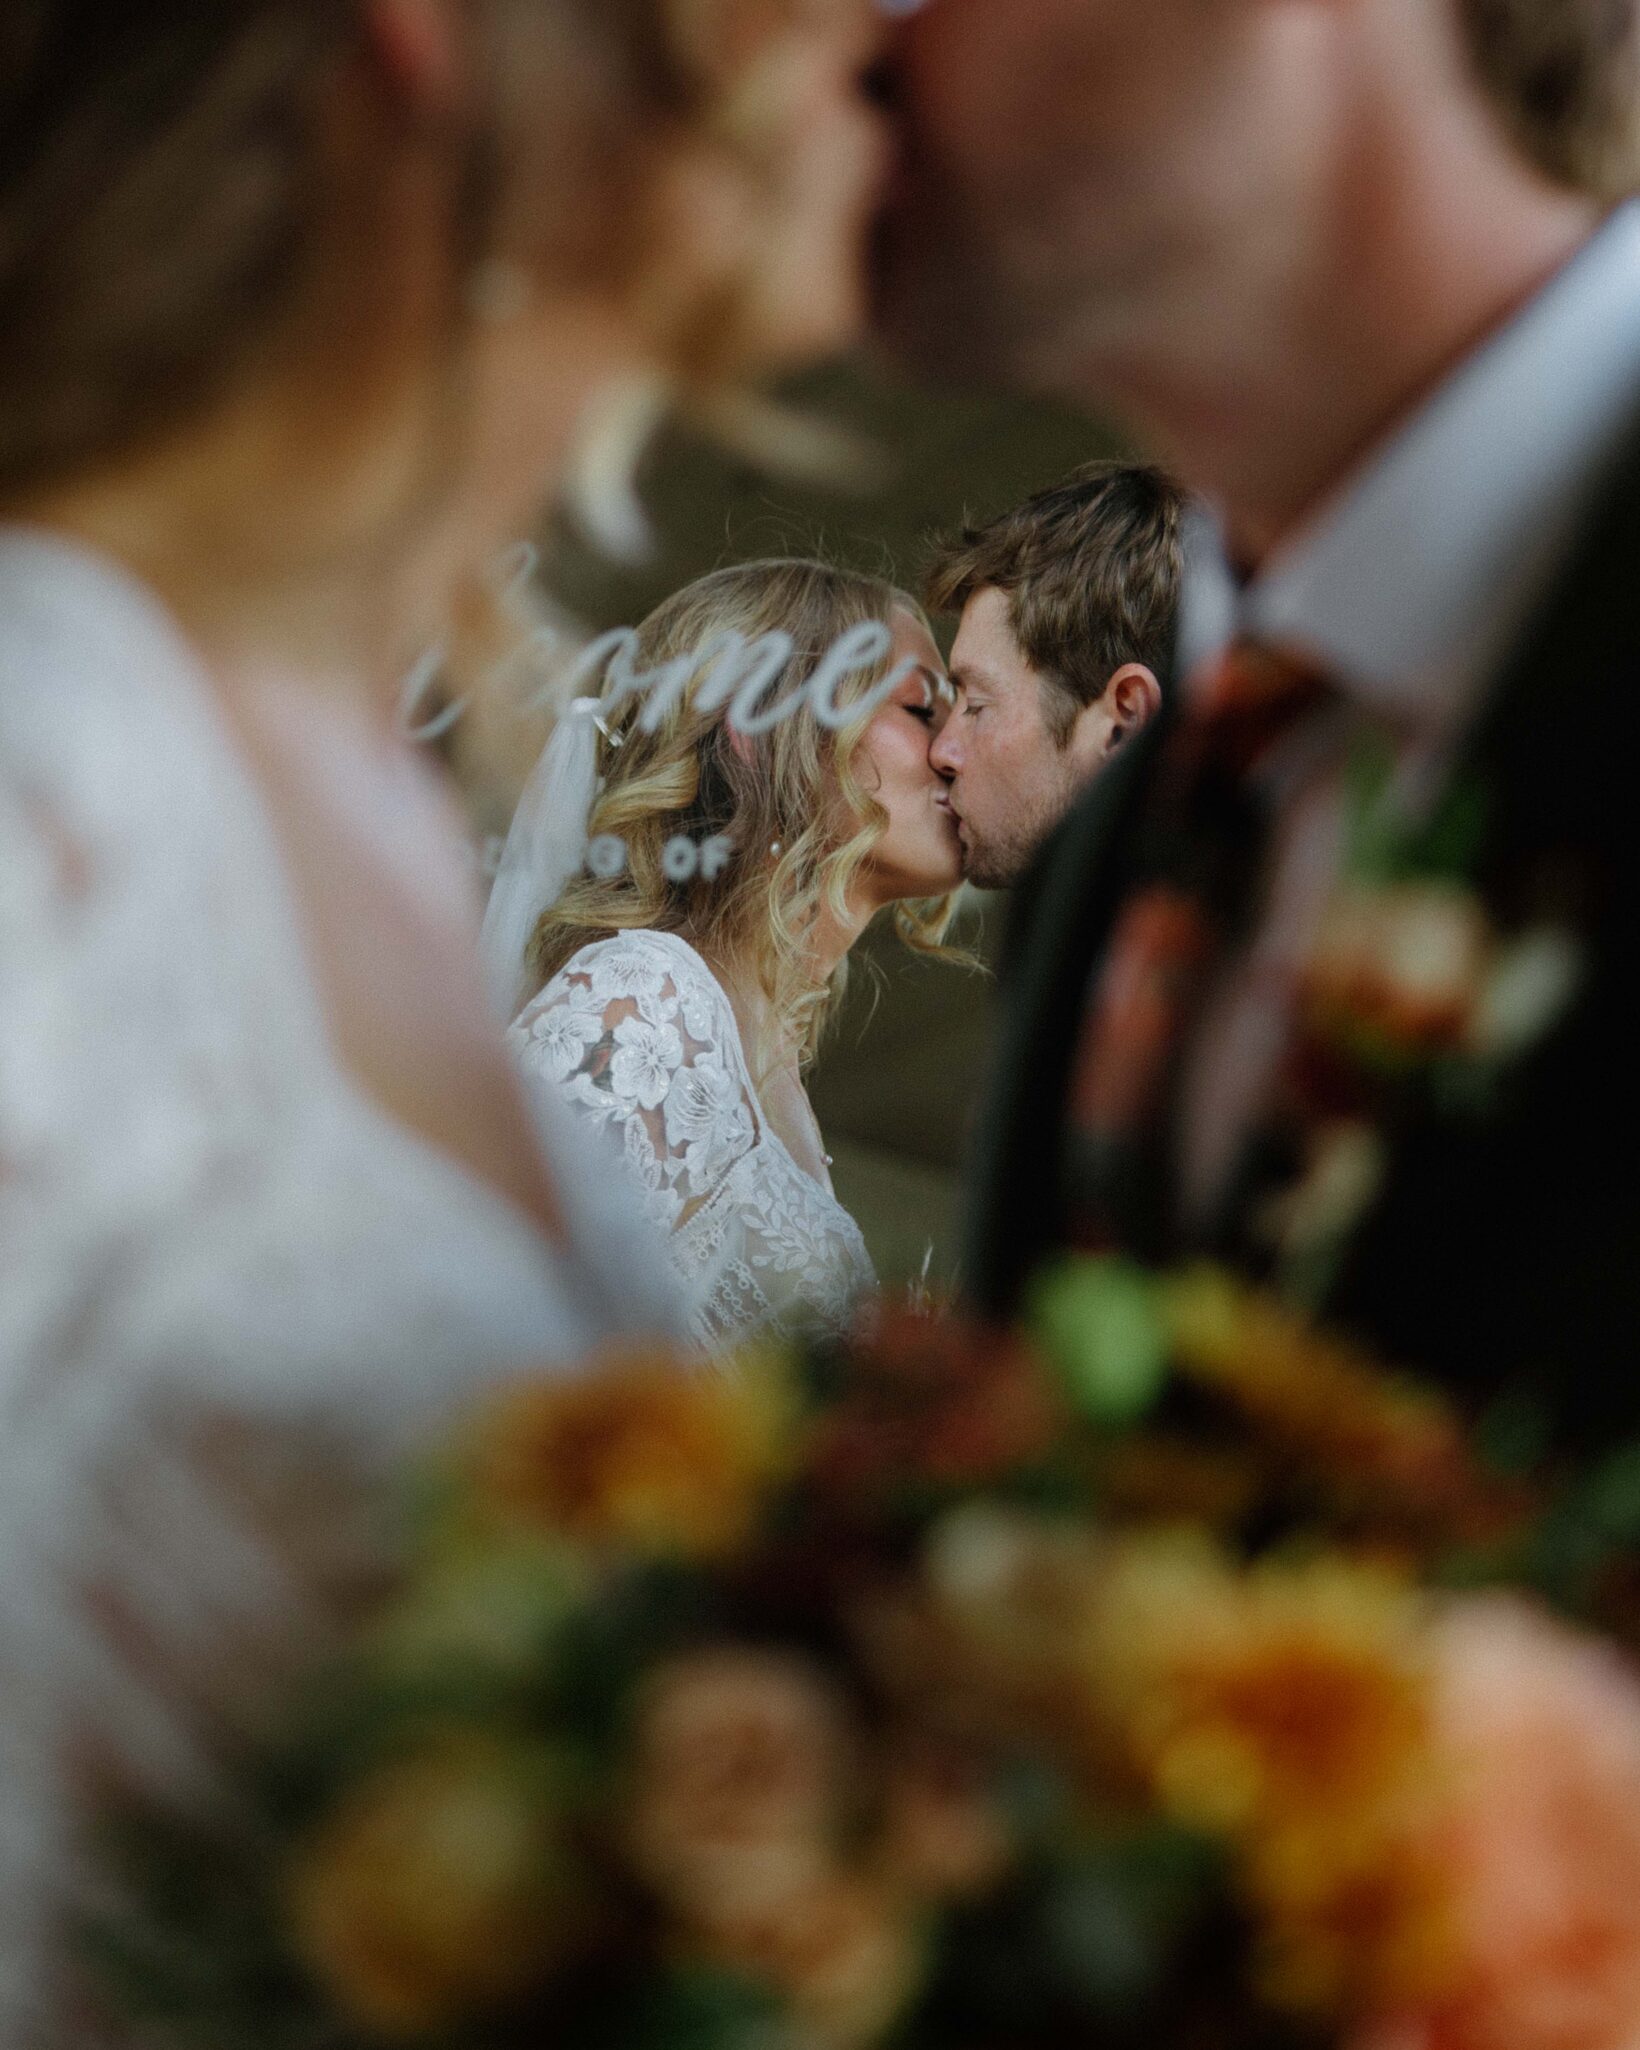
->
[{"left": 490, "top": 560, "right": 966, "bottom": 1346}]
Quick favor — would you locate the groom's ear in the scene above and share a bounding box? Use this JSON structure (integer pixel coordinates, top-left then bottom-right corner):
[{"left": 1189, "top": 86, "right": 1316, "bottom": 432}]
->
[{"left": 1102, "top": 662, "right": 1162, "bottom": 754}]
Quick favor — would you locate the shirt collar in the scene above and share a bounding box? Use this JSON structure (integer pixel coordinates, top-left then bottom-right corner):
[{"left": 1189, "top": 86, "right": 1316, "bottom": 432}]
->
[{"left": 1191, "top": 203, "right": 1640, "bottom": 736}]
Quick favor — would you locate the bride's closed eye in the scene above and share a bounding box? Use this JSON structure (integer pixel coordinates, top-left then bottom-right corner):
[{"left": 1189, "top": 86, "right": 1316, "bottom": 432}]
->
[{"left": 897, "top": 669, "right": 952, "bottom": 726}]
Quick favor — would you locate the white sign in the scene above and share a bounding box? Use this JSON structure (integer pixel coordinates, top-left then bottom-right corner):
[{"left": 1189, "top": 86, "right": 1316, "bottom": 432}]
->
[{"left": 397, "top": 542, "right": 920, "bottom": 747}]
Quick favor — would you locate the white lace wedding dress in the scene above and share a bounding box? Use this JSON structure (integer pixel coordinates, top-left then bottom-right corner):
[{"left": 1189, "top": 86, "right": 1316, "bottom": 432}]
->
[
  {"left": 512, "top": 930, "right": 876, "bottom": 1347},
  {"left": 0, "top": 531, "right": 682, "bottom": 2045}
]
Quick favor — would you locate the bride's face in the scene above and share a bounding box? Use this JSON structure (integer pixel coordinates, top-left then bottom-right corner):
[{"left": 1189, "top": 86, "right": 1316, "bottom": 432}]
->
[{"left": 852, "top": 608, "right": 964, "bottom": 904}]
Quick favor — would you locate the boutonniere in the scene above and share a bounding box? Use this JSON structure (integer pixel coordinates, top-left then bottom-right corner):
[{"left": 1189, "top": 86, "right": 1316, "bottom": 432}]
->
[
  {"left": 1257, "top": 748, "right": 1585, "bottom": 1302},
  {"left": 1299, "top": 879, "right": 1583, "bottom": 1081},
  {"left": 1295, "top": 745, "right": 1584, "bottom": 1109}
]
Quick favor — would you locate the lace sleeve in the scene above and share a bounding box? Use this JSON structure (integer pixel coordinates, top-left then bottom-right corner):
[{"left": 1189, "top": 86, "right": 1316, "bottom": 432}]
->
[{"left": 511, "top": 936, "right": 758, "bottom": 1236}]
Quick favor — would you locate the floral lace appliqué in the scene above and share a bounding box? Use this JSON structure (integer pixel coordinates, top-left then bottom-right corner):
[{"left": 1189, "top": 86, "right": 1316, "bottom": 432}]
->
[{"left": 512, "top": 930, "right": 874, "bottom": 1349}]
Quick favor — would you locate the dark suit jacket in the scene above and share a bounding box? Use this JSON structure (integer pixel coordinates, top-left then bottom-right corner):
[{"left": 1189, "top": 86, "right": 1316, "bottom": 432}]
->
[{"left": 963, "top": 421, "right": 1640, "bottom": 1447}]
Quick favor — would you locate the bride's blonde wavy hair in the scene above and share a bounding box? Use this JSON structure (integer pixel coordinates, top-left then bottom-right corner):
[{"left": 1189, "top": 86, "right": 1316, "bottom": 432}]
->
[{"left": 529, "top": 560, "right": 962, "bottom": 1065}]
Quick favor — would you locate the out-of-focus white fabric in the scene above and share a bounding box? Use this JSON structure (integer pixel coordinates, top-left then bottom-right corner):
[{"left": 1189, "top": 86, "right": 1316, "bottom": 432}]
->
[{"left": 0, "top": 530, "right": 681, "bottom": 2043}]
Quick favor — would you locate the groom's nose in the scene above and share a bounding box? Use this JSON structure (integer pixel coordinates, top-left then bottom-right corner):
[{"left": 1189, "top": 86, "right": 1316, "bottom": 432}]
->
[{"left": 929, "top": 717, "right": 961, "bottom": 778}]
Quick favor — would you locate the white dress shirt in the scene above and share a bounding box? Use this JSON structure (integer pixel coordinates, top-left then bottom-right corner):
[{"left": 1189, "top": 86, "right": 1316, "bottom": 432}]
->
[{"left": 1175, "top": 201, "right": 1640, "bottom": 1221}]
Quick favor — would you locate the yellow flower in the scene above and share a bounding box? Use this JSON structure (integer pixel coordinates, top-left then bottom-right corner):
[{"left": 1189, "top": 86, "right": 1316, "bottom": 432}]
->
[
  {"left": 1094, "top": 1536, "right": 1429, "bottom": 1840},
  {"left": 1090, "top": 1535, "right": 1451, "bottom": 2020},
  {"left": 1249, "top": 1810, "right": 1453, "bottom": 2019},
  {"left": 1162, "top": 1267, "right": 1477, "bottom": 1523},
  {"left": 468, "top": 1341, "right": 797, "bottom": 1559},
  {"left": 289, "top": 1741, "right": 589, "bottom": 2039}
]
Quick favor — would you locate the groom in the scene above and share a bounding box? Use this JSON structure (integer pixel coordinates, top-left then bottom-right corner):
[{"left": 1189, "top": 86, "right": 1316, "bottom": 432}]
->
[
  {"left": 922, "top": 462, "right": 1184, "bottom": 891},
  {"left": 879, "top": 0, "right": 1640, "bottom": 1442}
]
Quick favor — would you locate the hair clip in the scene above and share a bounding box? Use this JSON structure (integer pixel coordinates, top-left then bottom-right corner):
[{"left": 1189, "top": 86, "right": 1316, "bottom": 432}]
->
[{"left": 593, "top": 714, "right": 624, "bottom": 750}]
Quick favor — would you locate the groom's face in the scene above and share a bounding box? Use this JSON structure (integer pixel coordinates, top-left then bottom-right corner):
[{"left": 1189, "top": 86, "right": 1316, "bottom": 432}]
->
[{"left": 928, "top": 588, "right": 1090, "bottom": 891}]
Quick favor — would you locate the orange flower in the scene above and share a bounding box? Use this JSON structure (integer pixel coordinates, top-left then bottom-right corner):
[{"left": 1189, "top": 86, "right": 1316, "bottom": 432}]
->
[
  {"left": 1352, "top": 1598, "right": 1640, "bottom": 2050},
  {"left": 1093, "top": 1536, "right": 1449, "bottom": 2017},
  {"left": 1162, "top": 1268, "right": 1507, "bottom": 1536},
  {"left": 1252, "top": 1819, "right": 1454, "bottom": 2021},
  {"left": 469, "top": 1342, "right": 796, "bottom": 1559},
  {"left": 289, "top": 1741, "right": 588, "bottom": 2038},
  {"left": 1096, "top": 1538, "right": 1429, "bottom": 1839},
  {"left": 625, "top": 1646, "right": 850, "bottom": 1926}
]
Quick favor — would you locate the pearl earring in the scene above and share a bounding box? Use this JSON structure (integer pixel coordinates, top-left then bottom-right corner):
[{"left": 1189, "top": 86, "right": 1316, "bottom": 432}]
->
[{"left": 770, "top": 840, "right": 783, "bottom": 857}]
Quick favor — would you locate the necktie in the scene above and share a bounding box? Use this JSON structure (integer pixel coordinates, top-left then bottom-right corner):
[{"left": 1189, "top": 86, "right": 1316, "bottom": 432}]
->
[{"left": 1060, "top": 636, "right": 1341, "bottom": 1261}]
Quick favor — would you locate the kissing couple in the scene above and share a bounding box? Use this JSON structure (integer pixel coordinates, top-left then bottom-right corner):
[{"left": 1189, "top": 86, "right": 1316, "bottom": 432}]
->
[{"left": 483, "top": 464, "right": 1183, "bottom": 1347}]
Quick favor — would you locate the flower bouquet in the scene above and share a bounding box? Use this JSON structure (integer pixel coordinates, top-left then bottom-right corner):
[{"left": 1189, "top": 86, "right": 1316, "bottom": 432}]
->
[{"left": 94, "top": 1264, "right": 1640, "bottom": 2050}]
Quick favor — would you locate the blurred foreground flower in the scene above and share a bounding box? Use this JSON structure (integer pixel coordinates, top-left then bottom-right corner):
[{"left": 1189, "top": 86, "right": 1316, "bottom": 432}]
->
[
  {"left": 694, "top": 1872, "right": 926, "bottom": 2050},
  {"left": 468, "top": 1340, "right": 796, "bottom": 1559},
  {"left": 808, "top": 1305, "right": 1062, "bottom": 1508},
  {"left": 1093, "top": 1537, "right": 1448, "bottom": 2018},
  {"left": 876, "top": 1735, "right": 1014, "bottom": 1901},
  {"left": 625, "top": 1645, "right": 850, "bottom": 1925},
  {"left": 1353, "top": 1598, "right": 1640, "bottom": 2050},
  {"left": 1303, "top": 883, "right": 1493, "bottom": 1062},
  {"left": 93, "top": 1289, "right": 1640, "bottom": 2050},
  {"left": 1300, "top": 882, "right": 1580, "bottom": 1073},
  {"left": 624, "top": 1646, "right": 926, "bottom": 2048},
  {"left": 290, "top": 1740, "right": 591, "bottom": 2039},
  {"left": 1163, "top": 1266, "right": 1503, "bottom": 1532}
]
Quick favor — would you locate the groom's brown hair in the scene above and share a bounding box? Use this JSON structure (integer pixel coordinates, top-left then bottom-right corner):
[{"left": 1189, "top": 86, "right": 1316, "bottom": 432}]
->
[{"left": 924, "top": 461, "right": 1186, "bottom": 748}]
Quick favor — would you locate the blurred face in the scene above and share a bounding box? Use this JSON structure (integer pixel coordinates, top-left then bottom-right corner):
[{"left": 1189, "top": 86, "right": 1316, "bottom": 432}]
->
[
  {"left": 873, "top": 0, "right": 1317, "bottom": 393},
  {"left": 929, "top": 587, "right": 1090, "bottom": 890},
  {"left": 853, "top": 608, "right": 964, "bottom": 904},
  {"left": 642, "top": 0, "right": 890, "bottom": 381},
  {"left": 731, "top": 0, "right": 891, "bottom": 367},
  {"left": 399, "top": 0, "right": 890, "bottom": 648}
]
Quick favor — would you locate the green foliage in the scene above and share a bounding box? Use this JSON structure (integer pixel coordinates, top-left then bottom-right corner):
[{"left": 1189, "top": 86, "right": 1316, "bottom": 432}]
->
[
  {"left": 1523, "top": 1439, "right": 1640, "bottom": 1611},
  {"left": 81, "top": 1820, "right": 336, "bottom": 2050},
  {"left": 905, "top": 1826, "right": 1222, "bottom": 2046},
  {"left": 1343, "top": 738, "right": 1490, "bottom": 886},
  {"left": 1473, "top": 1389, "right": 1556, "bottom": 1478},
  {"left": 594, "top": 1967, "right": 787, "bottom": 2050},
  {"left": 1029, "top": 1258, "right": 1170, "bottom": 1428},
  {"left": 543, "top": 1560, "right": 724, "bottom": 1754}
]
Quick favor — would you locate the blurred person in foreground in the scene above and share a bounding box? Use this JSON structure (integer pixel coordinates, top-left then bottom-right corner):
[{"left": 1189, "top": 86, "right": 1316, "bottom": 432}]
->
[
  {"left": 922, "top": 462, "right": 1184, "bottom": 890},
  {"left": 878, "top": 0, "right": 1640, "bottom": 1442},
  {"left": 0, "top": 0, "right": 887, "bottom": 2035}
]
